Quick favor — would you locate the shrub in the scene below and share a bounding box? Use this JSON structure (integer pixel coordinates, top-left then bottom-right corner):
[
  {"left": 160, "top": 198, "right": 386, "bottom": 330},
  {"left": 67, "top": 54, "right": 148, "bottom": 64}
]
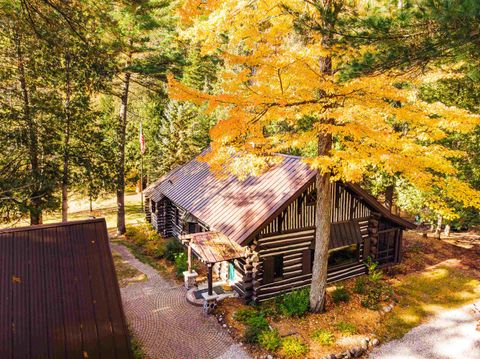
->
[
  {"left": 234, "top": 309, "right": 271, "bottom": 343},
  {"left": 354, "top": 258, "right": 393, "bottom": 310},
  {"left": 311, "top": 329, "right": 335, "bottom": 346},
  {"left": 243, "top": 315, "right": 270, "bottom": 343},
  {"left": 277, "top": 288, "right": 310, "bottom": 317},
  {"left": 234, "top": 308, "right": 259, "bottom": 323},
  {"left": 174, "top": 253, "right": 188, "bottom": 277},
  {"left": 126, "top": 224, "right": 163, "bottom": 252},
  {"left": 143, "top": 240, "right": 166, "bottom": 259},
  {"left": 361, "top": 282, "right": 384, "bottom": 310},
  {"left": 332, "top": 286, "right": 350, "bottom": 303},
  {"left": 165, "top": 238, "right": 184, "bottom": 261},
  {"left": 335, "top": 321, "right": 357, "bottom": 335},
  {"left": 126, "top": 226, "right": 149, "bottom": 246},
  {"left": 258, "top": 300, "right": 279, "bottom": 319},
  {"left": 280, "top": 337, "right": 308, "bottom": 358},
  {"left": 366, "top": 257, "right": 384, "bottom": 283},
  {"left": 258, "top": 329, "right": 281, "bottom": 351},
  {"left": 353, "top": 276, "right": 368, "bottom": 295}
]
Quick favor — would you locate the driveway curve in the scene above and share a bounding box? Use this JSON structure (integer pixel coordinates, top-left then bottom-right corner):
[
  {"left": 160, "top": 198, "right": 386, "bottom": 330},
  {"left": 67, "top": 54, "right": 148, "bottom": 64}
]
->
[
  {"left": 111, "top": 243, "right": 251, "bottom": 359},
  {"left": 369, "top": 301, "right": 480, "bottom": 359}
]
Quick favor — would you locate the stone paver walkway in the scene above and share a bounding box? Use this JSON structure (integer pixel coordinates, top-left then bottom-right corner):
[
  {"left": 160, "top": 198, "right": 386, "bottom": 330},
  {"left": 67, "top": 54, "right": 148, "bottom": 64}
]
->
[
  {"left": 111, "top": 243, "right": 251, "bottom": 359},
  {"left": 369, "top": 301, "right": 480, "bottom": 359}
]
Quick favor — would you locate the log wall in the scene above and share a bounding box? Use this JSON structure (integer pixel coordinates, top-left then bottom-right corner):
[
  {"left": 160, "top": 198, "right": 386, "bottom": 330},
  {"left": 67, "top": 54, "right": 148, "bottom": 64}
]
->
[
  {"left": 251, "top": 182, "right": 374, "bottom": 302},
  {"left": 260, "top": 182, "right": 371, "bottom": 237}
]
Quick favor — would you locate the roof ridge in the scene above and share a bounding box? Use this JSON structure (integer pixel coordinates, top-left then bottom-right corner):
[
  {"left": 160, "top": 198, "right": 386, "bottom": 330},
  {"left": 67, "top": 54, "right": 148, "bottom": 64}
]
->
[{"left": 0, "top": 218, "right": 106, "bottom": 234}]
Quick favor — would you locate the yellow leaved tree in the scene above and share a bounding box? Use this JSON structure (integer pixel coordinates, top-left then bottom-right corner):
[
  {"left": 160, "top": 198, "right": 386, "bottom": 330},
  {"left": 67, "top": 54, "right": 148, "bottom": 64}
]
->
[{"left": 169, "top": 0, "right": 480, "bottom": 311}]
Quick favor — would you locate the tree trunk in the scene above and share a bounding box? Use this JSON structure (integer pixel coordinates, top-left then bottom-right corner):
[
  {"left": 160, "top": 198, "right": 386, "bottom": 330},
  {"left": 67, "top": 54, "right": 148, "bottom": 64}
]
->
[
  {"left": 444, "top": 224, "right": 451, "bottom": 237},
  {"left": 310, "top": 4, "right": 334, "bottom": 312},
  {"left": 116, "top": 52, "right": 132, "bottom": 235},
  {"left": 310, "top": 136, "right": 333, "bottom": 312},
  {"left": 89, "top": 194, "right": 93, "bottom": 212},
  {"left": 15, "top": 31, "right": 41, "bottom": 225},
  {"left": 385, "top": 185, "right": 394, "bottom": 212},
  {"left": 434, "top": 215, "right": 443, "bottom": 239},
  {"left": 62, "top": 53, "right": 71, "bottom": 222}
]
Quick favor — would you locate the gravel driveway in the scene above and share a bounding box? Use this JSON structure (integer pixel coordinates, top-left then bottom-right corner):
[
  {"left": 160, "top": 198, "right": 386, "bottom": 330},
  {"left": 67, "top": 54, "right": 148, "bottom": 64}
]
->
[
  {"left": 111, "top": 243, "right": 251, "bottom": 359},
  {"left": 369, "top": 301, "right": 480, "bottom": 359}
]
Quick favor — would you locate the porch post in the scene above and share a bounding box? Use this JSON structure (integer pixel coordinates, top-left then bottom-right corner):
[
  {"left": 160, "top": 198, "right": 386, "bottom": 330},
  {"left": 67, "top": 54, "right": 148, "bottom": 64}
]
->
[
  {"left": 182, "top": 238, "right": 197, "bottom": 289},
  {"left": 207, "top": 263, "right": 213, "bottom": 296},
  {"left": 188, "top": 244, "right": 193, "bottom": 274}
]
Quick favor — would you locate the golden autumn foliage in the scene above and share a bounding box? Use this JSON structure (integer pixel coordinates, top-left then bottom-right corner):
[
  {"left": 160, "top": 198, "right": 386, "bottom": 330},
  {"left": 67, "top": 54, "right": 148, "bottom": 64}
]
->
[{"left": 169, "top": 0, "right": 480, "bottom": 219}]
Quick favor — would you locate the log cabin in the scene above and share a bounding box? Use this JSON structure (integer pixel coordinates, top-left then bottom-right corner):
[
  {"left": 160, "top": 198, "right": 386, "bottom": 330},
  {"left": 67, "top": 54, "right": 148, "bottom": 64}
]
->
[{"left": 144, "top": 152, "right": 414, "bottom": 303}]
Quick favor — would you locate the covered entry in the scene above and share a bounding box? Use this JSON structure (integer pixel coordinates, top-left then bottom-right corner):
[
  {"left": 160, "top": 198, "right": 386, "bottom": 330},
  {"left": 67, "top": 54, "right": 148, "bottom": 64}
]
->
[{"left": 181, "top": 231, "right": 246, "bottom": 312}]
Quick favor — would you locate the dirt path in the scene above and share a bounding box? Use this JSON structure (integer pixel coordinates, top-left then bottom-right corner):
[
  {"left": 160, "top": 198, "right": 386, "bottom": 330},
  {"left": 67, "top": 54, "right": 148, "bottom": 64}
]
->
[
  {"left": 369, "top": 300, "right": 480, "bottom": 359},
  {"left": 111, "top": 243, "right": 251, "bottom": 359}
]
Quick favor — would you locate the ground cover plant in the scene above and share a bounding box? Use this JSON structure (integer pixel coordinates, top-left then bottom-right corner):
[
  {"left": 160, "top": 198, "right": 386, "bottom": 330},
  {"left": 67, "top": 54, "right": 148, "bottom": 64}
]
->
[
  {"left": 276, "top": 288, "right": 310, "bottom": 317},
  {"left": 279, "top": 337, "right": 309, "bottom": 358},
  {"left": 331, "top": 286, "right": 350, "bottom": 303},
  {"left": 258, "top": 329, "right": 281, "bottom": 351},
  {"left": 117, "top": 222, "right": 200, "bottom": 282},
  {"left": 311, "top": 329, "right": 335, "bottom": 346},
  {"left": 233, "top": 308, "right": 270, "bottom": 343},
  {"left": 334, "top": 321, "right": 357, "bottom": 336}
]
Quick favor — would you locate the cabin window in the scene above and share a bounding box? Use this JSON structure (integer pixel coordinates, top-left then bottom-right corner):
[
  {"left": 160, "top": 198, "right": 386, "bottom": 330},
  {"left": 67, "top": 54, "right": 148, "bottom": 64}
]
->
[
  {"left": 263, "top": 255, "right": 284, "bottom": 283},
  {"left": 175, "top": 207, "right": 180, "bottom": 226},
  {"left": 151, "top": 201, "right": 156, "bottom": 213},
  {"left": 297, "top": 195, "right": 304, "bottom": 215},
  {"left": 274, "top": 255, "right": 284, "bottom": 279},
  {"left": 188, "top": 222, "right": 200, "bottom": 233},
  {"left": 328, "top": 244, "right": 359, "bottom": 268},
  {"left": 306, "top": 190, "right": 316, "bottom": 206}
]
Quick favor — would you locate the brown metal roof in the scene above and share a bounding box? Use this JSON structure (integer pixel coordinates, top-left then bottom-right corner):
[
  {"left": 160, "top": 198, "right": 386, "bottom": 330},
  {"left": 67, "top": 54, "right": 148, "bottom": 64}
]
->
[
  {"left": 0, "top": 219, "right": 132, "bottom": 359},
  {"left": 149, "top": 151, "right": 317, "bottom": 245},
  {"left": 182, "top": 231, "right": 247, "bottom": 264},
  {"left": 148, "top": 151, "right": 414, "bottom": 244}
]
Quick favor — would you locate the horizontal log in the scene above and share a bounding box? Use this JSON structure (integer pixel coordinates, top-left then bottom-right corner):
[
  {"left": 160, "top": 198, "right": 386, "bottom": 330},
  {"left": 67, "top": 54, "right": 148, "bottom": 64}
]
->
[
  {"left": 260, "top": 243, "right": 311, "bottom": 256},
  {"left": 258, "top": 273, "right": 312, "bottom": 290},
  {"left": 258, "top": 236, "right": 314, "bottom": 250},
  {"left": 284, "top": 269, "right": 303, "bottom": 279},
  {"left": 258, "top": 277, "right": 313, "bottom": 295},
  {"left": 255, "top": 283, "right": 312, "bottom": 302},
  {"left": 258, "top": 229, "right": 315, "bottom": 241},
  {"left": 284, "top": 257, "right": 302, "bottom": 266}
]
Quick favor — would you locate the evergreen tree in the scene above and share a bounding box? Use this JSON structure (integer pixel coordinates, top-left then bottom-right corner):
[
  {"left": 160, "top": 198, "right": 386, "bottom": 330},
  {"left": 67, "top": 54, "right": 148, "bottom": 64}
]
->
[
  {"left": 110, "top": 0, "right": 179, "bottom": 234},
  {"left": 0, "top": 1, "right": 60, "bottom": 224}
]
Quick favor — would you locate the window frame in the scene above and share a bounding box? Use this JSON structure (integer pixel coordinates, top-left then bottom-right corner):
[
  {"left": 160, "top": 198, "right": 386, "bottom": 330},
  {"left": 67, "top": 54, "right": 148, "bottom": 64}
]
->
[
  {"left": 273, "top": 255, "right": 284, "bottom": 280},
  {"left": 263, "top": 254, "right": 285, "bottom": 284},
  {"left": 175, "top": 207, "right": 180, "bottom": 226},
  {"left": 327, "top": 244, "right": 360, "bottom": 270}
]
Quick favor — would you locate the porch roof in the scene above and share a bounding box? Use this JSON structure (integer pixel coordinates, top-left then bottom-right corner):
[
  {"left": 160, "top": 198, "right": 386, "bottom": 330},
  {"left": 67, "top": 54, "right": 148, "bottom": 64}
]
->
[{"left": 181, "top": 231, "right": 246, "bottom": 264}]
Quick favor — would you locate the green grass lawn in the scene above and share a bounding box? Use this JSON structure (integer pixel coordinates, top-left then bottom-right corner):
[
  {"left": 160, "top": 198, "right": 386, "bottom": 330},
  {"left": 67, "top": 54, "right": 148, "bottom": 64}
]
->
[
  {"left": 112, "top": 251, "right": 147, "bottom": 288},
  {"left": 379, "top": 263, "right": 480, "bottom": 340},
  {"left": 2, "top": 192, "right": 145, "bottom": 231}
]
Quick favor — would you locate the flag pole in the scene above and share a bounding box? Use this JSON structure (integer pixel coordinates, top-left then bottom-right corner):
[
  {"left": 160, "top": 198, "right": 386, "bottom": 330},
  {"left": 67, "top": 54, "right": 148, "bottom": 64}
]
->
[
  {"left": 140, "top": 122, "right": 144, "bottom": 213},
  {"left": 141, "top": 151, "right": 144, "bottom": 212}
]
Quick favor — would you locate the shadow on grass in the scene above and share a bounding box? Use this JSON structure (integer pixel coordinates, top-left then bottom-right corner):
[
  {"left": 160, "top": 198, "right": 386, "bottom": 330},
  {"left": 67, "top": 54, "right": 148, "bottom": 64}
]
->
[
  {"left": 53, "top": 203, "right": 144, "bottom": 229},
  {"left": 380, "top": 262, "right": 480, "bottom": 340}
]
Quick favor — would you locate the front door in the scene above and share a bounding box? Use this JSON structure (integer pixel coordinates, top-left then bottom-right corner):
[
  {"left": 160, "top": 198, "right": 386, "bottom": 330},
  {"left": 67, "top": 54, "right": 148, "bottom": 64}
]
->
[{"left": 228, "top": 262, "right": 235, "bottom": 282}]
